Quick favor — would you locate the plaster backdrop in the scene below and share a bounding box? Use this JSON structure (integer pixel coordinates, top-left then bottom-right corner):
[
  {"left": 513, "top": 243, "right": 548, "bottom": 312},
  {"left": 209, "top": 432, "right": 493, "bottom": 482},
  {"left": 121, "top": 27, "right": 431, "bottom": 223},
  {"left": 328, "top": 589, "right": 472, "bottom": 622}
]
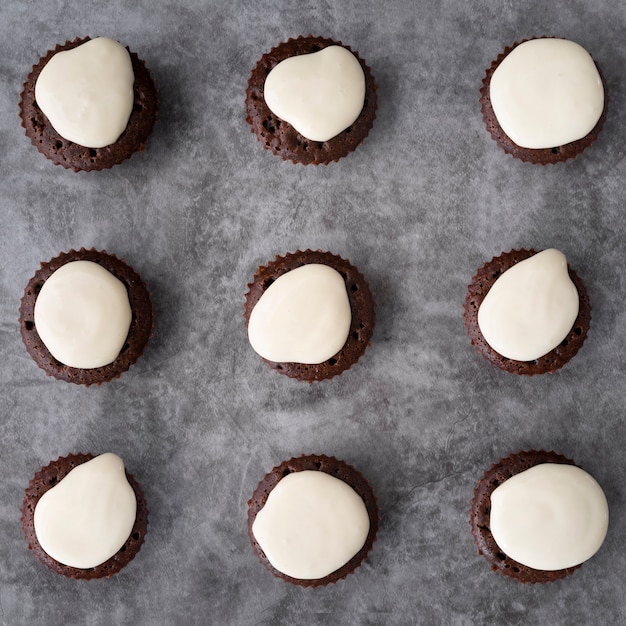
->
[{"left": 1, "top": 1, "right": 625, "bottom": 624}]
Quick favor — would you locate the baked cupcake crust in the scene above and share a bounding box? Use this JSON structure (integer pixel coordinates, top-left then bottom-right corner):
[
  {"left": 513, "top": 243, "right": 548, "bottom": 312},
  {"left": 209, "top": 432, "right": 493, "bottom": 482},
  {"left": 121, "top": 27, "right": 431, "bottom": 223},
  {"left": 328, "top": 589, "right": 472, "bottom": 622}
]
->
[
  {"left": 480, "top": 37, "right": 608, "bottom": 164},
  {"left": 19, "top": 36, "right": 158, "bottom": 172},
  {"left": 247, "top": 454, "right": 379, "bottom": 587},
  {"left": 21, "top": 453, "right": 148, "bottom": 579},
  {"left": 469, "top": 450, "right": 582, "bottom": 583},
  {"left": 463, "top": 249, "right": 591, "bottom": 375},
  {"left": 19, "top": 248, "right": 153, "bottom": 386},
  {"left": 244, "top": 250, "right": 375, "bottom": 381},
  {"left": 245, "top": 36, "right": 377, "bottom": 165}
]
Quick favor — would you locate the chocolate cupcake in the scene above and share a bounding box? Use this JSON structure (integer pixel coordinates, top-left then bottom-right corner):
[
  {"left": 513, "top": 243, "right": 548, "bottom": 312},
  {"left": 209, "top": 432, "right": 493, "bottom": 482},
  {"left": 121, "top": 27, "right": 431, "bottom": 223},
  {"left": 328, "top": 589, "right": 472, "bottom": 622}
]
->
[
  {"left": 21, "top": 452, "right": 148, "bottom": 579},
  {"left": 20, "top": 36, "right": 158, "bottom": 171},
  {"left": 469, "top": 450, "right": 609, "bottom": 583},
  {"left": 480, "top": 37, "right": 607, "bottom": 163},
  {"left": 463, "top": 249, "right": 590, "bottom": 375},
  {"left": 19, "top": 248, "right": 153, "bottom": 385},
  {"left": 244, "top": 250, "right": 374, "bottom": 381},
  {"left": 248, "top": 454, "right": 378, "bottom": 586},
  {"left": 245, "top": 36, "right": 377, "bottom": 164}
]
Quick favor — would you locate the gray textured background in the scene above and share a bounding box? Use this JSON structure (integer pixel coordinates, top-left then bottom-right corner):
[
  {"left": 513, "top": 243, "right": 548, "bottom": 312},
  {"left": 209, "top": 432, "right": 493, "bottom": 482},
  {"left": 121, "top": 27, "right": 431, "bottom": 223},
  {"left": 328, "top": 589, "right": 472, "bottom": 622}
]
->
[{"left": 1, "top": 1, "right": 625, "bottom": 624}]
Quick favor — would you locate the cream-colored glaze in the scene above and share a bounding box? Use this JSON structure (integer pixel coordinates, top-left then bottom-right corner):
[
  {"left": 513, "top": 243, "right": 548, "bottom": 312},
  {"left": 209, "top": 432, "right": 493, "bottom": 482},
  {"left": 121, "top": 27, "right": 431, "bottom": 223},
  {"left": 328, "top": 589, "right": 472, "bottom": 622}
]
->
[
  {"left": 264, "top": 45, "right": 365, "bottom": 142},
  {"left": 34, "top": 453, "right": 137, "bottom": 569},
  {"left": 477, "top": 249, "right": 579, "bottom": 361},
  {"left": 490, "top": 463, "right": 609, "bottom": 571},
  {"left": 35, "top": 37, "right": 134, "bottom": 148},
  {"left": 247, "top": 264, "right": 351, "bottom": 364},
  {"left": 490, "top": 38, "right": 604, "bottom": 149},
  {"left": 252, "top": 470, "right": 370, "bottom": 579},
  {"left": 34, "top": 260, "right": 132, "bottom": 369}
]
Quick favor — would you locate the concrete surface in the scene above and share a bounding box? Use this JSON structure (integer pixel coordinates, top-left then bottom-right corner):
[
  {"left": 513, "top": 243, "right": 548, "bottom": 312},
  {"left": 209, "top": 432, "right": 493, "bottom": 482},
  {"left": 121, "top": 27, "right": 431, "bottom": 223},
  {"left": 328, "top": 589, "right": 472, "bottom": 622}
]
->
[{"left": 1, "top": 1, "right": 625, "bottom": 624}]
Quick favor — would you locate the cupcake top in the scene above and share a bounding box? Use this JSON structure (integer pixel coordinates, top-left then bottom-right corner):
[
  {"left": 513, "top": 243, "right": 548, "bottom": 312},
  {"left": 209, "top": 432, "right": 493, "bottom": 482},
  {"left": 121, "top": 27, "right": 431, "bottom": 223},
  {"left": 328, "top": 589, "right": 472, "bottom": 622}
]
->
[
  {"left": 21, "top": 452, "right": 148, "bottom": 579},
  {"left": 247, "top": 455, "right": 379, "bottom": 586},
  {"left": 33, "top": 453, "right": 137, "bottom": 569},
  {"left": 479, "top": 38, "right": 607, "bottom": 164},
  {"left": 469, "top": 450, "right": 608, "bottom": 583},
  {"left": 463, "top": 248, "right": 591, "bottom": 375},
  {"left": 34, "top": 260, "right": 132, "bottom": 369},
  {"left": 490, "top": 463, "right": 608, "bottom": 571},
  {"left": 247, "top": 263, "right": 352, "bottom": 364},
  {"left": 489, "top": 38, "right": 604, "bottom": 149},
  {"left": 251, "top": 469, "right": 370, "bottom": 580},
  {"left": 244, "top": 250, "right": 375, "bottom": 381},
  {"left": 263, "top": 45, "right": 365, "bottom": 142},
  {"left": 477, "top": 249, "right": 579, "bottom": 361},
  {"left": 19, "top": 248, "right": 153, "bottom": 385},
  {"left": 20, "top": 36, "right": 158, "bottom": 171},
  {"left": 35, "top": 37, "right": 134, "bottom": 148},
  {"left": 245, "top": 36, "right": 377, "bottom": 165}
]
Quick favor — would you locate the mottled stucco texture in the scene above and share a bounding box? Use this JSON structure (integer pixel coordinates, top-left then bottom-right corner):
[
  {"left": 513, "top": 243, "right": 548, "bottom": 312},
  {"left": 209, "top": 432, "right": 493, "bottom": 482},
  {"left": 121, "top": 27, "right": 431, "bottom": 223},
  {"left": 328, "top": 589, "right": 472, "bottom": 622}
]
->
[{"left": 1, "top": 1, "right": 625, "bottom": 624}]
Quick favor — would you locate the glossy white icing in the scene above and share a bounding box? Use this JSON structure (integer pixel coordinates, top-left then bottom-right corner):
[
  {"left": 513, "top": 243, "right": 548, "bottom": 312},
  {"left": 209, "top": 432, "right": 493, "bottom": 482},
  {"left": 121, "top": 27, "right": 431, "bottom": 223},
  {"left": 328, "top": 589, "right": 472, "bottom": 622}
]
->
[
  {"left": 34, "top": 260, "right": 132, "bottom": 368},
  {"left": 264, "top": 45, "right": 365, "bottom": 142},
  {"left": 477, "top": 249, "right": 579, "bottom": 361},
  {"left": 35, "top": 37, "right": 134, "bottom": 148},
  {"left": 247, "top": 263, "right": 351, "bottom": 364},
  {"left": 34, "top": 453, "right": 137, "bottom": 569},
  {"left": 490, "top": 463, "right": 609, "bottom": 571},
  {"left": 252, "top": 470, "right": 370, "bottom": 579},
  {"left": 490, "top": 38, "right": 604, "bottom": 149}
]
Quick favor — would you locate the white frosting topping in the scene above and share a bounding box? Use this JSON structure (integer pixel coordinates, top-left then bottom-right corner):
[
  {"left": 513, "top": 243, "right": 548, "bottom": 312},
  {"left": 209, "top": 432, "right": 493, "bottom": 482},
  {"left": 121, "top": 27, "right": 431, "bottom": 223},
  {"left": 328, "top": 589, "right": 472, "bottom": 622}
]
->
[
  {"left": 252, "top": 470, "right": 370, "bottom": 579},
  {"left": 477, "top": 249, "right": 579, "bottom": 361},
  {"left": 264, "top": 45, "right": 365, "bottom": 142},
  {"left": 248, "top": 264, "right": 351, "bottom": 364},
  {"left": 35, "top": 37, "right": 134, "bottom": 148},
  {"left": 490, "top": 38, "right": 604, "bottom": 149},
  {"left": 34, "top": 260, "right": 132, "bottom": 369},
  {"left": 490, "top": 464, "right": 609, "bottom": 571},
  {"left": 34, "top": 453, "right": 137, "bottom": 569}
]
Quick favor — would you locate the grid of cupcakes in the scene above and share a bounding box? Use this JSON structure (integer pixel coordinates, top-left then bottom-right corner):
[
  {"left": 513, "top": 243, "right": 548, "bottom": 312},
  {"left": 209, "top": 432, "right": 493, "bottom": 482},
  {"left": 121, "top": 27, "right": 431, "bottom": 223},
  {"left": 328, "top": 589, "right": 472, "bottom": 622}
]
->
[
  {"left": 13, "top": 32, "right": 380, "bottom": 580},
  {"left": 14, "top": 30, "right": 614, "bottom": 589}
]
